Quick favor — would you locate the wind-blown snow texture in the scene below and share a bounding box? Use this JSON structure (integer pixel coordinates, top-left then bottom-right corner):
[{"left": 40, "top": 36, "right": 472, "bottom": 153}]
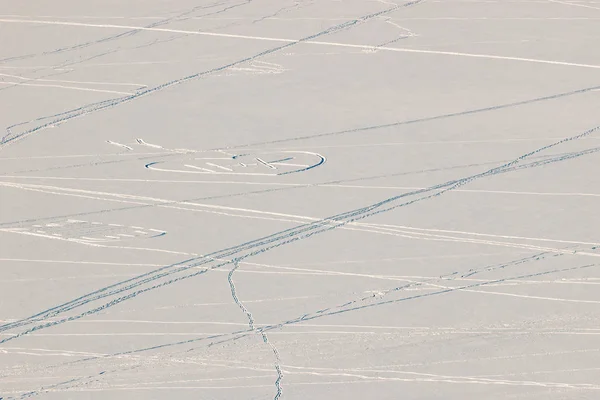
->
[{"left": 1, "top": 1, "right": 599, "bottom": 399}]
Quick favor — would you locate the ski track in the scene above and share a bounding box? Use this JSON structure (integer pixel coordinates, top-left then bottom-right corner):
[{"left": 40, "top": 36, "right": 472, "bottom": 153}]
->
[
  {"left": 1, "top": 82, "right": 599, "bottom": 176},
  {"left": 2, "top": 1, "right": 600, "bottom": 398},
  {"left": 1, "top": 3, "right": 429, "bottom": 396},
  {"left": 0, "top": 1, "right": 425, "bottom": 149},
  {"left": 2, "top": 129, "right": 600, "bottom": 398},
  {"left": 1, "top": 124, "right": 599, "bottom": 346},
  {"left": 2, "top": 145, "right": 596, "bottom": 388},
  {"left": 2, "top": 142, "right": 599, "bottom": 233},
  {"left": 7, "top": 261, "right": 596, "bottom": 399}
]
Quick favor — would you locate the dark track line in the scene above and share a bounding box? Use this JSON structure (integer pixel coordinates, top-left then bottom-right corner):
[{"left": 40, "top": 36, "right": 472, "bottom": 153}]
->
[{"left": 1, "top": 124, "right": 597, "bottom": 346}]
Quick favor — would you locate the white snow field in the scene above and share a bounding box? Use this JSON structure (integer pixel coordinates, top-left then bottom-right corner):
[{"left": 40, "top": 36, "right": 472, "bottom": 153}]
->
[{"left": 1, "top": 0, "right": 600, "bottom": 399}]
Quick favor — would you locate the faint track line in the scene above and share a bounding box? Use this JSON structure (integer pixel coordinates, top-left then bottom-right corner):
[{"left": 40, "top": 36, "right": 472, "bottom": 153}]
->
[
  {"left": 1, "top": 1, "right": 423, "bottom": 149},
  {"left": 0, "top": 124, "right": 598, "bottom": 346}
]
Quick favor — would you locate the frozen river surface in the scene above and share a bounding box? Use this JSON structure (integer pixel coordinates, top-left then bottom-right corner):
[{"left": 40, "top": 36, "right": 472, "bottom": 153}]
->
[{"left": 1, "top": 1, "right": 600, "bottom": 398}]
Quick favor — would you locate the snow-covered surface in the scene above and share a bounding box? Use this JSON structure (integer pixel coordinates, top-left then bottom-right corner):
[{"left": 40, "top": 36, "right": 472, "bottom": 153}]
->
[{"left": 1, "top": 1, "right": 600, "bottom": 398}]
